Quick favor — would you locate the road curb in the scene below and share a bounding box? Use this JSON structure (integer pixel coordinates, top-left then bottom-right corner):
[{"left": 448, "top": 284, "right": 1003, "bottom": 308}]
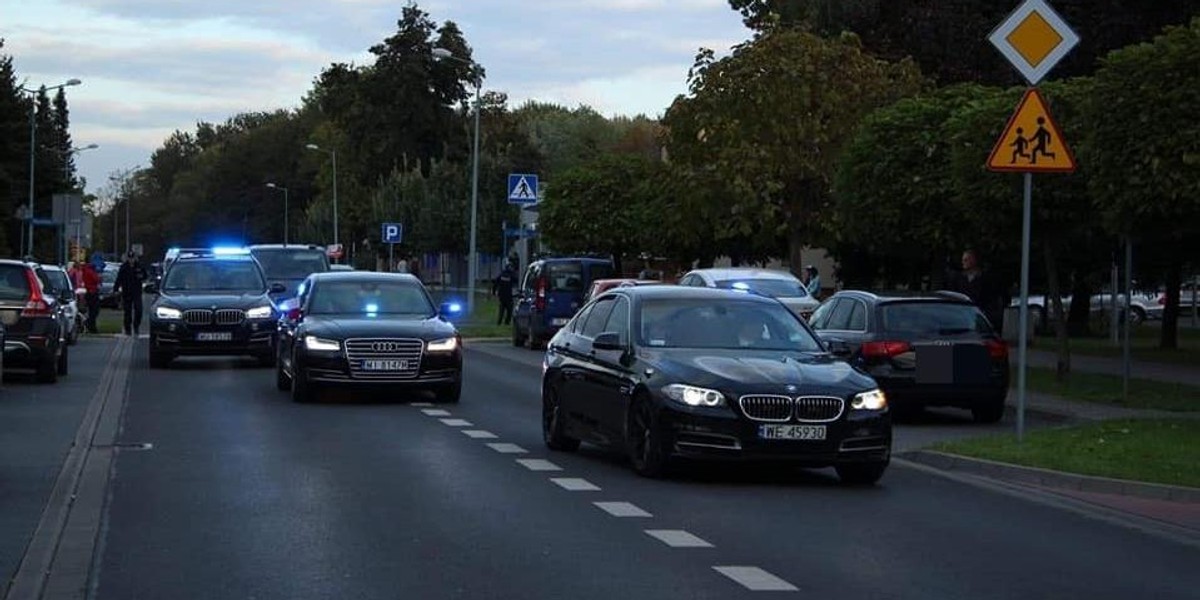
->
[{"left": 900, "top": 450, "right": 1200, "bottom": 504}]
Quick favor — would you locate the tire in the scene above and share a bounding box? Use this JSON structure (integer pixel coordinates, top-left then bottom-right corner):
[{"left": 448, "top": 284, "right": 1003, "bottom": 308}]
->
[
  {"left": 36, "top": 353, "right": 58, "bottom": 384},
  {"left": 1130, "top": 306, "right": 1146, "bottom": 327},
  {"left": 435, "top": 381, "right": 461, "bottom": 404},
  {"left": 972, "top": 396, "right": 1006, "bottom": 424},
  {"left": 291, "top": 363, "right": 314, "bottom": 403},
  {"left": 836, "top": 461, "right": 889, "bottom": 485},
  {"left": 57, "top": 343, "right": 69, "bottom": 376},
  {"left": 512, "top": 322, "right": 527, "bottom": 347},
  {"left": 542, "top": 384, "right": 580, "bottom": 452},
  {"left": 627, "top": 395, "right": 670, "bottom": 478}
]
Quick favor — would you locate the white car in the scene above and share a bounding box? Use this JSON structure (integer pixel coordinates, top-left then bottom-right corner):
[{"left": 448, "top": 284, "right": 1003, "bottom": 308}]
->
[
  {"left": 38, "top": 264, "right": 81, "bottom": 345},
  {"left": 677, "top": 267, "right": 820, "bottom": 319}
]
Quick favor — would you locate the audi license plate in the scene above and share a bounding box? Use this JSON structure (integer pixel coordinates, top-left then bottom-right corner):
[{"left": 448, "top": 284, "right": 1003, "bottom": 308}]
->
[
  {"left": 759, "top": 424, "right": 826, "bottom": 441},
  {"left": 195, "top": 332, "right": 232, "bottom": 342},
  {"left": 362, "top": 359, "right": 408, "bottom": 371}
]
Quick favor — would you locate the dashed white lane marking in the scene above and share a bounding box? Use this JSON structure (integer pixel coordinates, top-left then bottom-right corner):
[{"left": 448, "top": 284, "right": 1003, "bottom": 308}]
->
[
  {"left": 462, "top": 430, "right": 498, "bottom": 439},
  {"left": 487, "top": 443, "right": 528, "bottom": 454},
  {"left": 713, "top": 567, "right": 798, "bottom": 592},
  {"left": 411, "top": 402, "right": 434, "bottom": 407},
  {"left": 421, "top": 409, "right": 452, "bottom": 417},
  {"left": 550, "top": 478, "right": 600, "bottom": 491},
  {"left": 645, "top": 530, "right": 713, "bottom": 548},
  {"left": 516, "top": 459, "right": 562, "bottom": 472},
  {"left": 594, "top": 501, "right": 652, "bottom": 518},
  {"left": 440, "top": 418, "right": 472, "bottom": 427}
]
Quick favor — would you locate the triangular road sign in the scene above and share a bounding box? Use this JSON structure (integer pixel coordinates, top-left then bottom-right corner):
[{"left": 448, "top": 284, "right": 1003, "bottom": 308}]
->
[{"left": 987, "top": 88, "right": 1076, "bottom": 173}]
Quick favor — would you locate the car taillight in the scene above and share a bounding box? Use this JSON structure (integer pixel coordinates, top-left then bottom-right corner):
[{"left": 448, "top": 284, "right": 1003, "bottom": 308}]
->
[
  {"left": 1158, "top": 296, "right": 1166, "bottom": 305},
  {"left": 985, "top": 339, "right": 1009, "bottom": 360},
  {"left": 535, "top": 277, "right": 546, "bottom": 311},
  {"left": 861, "top": 341, "right": 911, "bottom": 359},
  {"left": 21, "top": 269, "right": 54, "bottom": 317}
]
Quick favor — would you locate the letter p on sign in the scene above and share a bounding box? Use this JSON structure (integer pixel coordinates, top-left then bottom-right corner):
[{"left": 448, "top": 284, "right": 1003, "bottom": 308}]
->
[{"left": 382, "top": 223, "right": 403, "bottom": 244}]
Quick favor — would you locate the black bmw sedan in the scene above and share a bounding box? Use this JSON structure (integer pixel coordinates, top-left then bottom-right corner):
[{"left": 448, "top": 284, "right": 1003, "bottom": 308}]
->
[
  {"left": 275, "top": 272, "right": 462, "bottom": 403},
  {"left": 541, "top": 286, "right": 892, "bottom": 484}
]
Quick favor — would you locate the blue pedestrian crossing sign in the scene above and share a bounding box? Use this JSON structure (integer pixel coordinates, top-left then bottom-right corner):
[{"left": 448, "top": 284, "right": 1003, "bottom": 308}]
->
[
  {"left": 382, "top": 222, "right": 403, "bottom": 244},
  {"left": 507, "top": 173, "right": 538, "bottom": 205}
]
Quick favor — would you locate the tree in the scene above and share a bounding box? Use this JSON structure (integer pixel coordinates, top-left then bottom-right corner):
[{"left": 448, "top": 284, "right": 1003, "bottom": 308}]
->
[
  {"left": 52, "top": 88, "right": 76, "bottom": 189},
  {"left": 1082, "top": 16, "right": 1200, "bottom": 350},
  {"left": 0, "top": 39, "right": 31, "bottom": 255},
  {"left": 663, "top": 29, "right": 925, "bottom": 276}
]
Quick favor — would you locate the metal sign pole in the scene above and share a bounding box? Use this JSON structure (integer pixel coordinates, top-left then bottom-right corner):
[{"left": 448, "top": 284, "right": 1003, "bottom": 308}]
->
[
  {"left": 1017, "top": 172, "right": 1033, "bottom": 443},
  {"left": 1123, "top": 236, "right": 1132, "bottom": 404},
  {"left": 389, "top": 243, "right": 394, "bottom": 273}
]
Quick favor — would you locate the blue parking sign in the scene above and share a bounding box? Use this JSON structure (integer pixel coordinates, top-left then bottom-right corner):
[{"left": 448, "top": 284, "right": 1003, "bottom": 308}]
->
[
  {"left": 382, "top": 223, "right": 403, "bottom": 244},
  {"left": 507, "top": 174, "right": 538, "bottom": 205}
]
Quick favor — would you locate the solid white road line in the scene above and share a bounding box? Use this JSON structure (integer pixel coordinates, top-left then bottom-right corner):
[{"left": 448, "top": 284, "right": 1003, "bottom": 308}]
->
[
  {"left": 421, "top": 409, "right": 452, "bottom": 417},
  {"left": 440, "top": 418, "right": 473, "bottom": 427},
  {"left": 550, "top": 477, "right": 600, "bottom": 491},
  {"left": 644, "top": 530, "right": 713, "bottom": 548},
  {"left": 713, "top": 567, "right": 798, "bottom": 592},
  {"left": 487, "top": 443, "right": 528, "bottom": 454},
  {"left": 515, "top": 459, "right": 562, "bottom": 472},
  {"left": 461, "top": 430, "right": 499, "bottom": 439},
  {"left": 593, "top": 501, "right": 652, "bottom": 518}
]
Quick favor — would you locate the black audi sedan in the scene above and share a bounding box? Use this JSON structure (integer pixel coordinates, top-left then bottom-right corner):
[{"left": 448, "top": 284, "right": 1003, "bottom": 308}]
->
[
  {"left": 541, "top": 286, "right": 891, "bottom": 484},
  {"left": 275, "top": 272, "right": 462, "bottom": 403},
  {"left": 146, "top": 248, "right": 285, "bottom": 368}
]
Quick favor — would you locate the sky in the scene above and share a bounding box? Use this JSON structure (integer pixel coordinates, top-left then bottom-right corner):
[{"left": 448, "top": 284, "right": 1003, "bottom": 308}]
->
[{"left": 1, "top": 0, "right": 750, "bottom": 197}]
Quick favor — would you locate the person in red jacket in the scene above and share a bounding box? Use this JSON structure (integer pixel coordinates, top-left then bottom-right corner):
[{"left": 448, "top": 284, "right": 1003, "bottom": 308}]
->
[{"left": 80, "top": 261, "right": 102, "bottom": 334}]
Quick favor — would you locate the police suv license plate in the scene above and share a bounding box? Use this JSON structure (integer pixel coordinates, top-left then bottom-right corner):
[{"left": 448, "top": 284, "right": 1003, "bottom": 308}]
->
[
  {"left": 759, "top": 424, "right": 826, "bottom": 441},
  {"left": 362, "top": 359, "right": 408, "bottom": 371},
  {"left": 195, "top": 332, "right": 232, "bottom": 342}
]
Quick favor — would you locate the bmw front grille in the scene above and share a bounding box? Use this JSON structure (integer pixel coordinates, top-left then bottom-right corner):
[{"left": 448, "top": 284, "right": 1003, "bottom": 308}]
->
[{"left": 738, "top": 395, "right": 846, "bottom": 423}]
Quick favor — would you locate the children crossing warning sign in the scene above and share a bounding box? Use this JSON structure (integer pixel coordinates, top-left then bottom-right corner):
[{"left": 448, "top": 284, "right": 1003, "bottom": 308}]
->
[{"left": 987, "top": 88, "right": 1075, "bottom": 173}]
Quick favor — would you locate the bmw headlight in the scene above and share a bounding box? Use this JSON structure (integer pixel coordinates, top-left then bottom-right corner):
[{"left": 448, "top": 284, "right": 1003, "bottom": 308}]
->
[
  {"left": 246, "top": 305, "right": 273, "bottom": 319},
  {"left": 426, "top": 337, "right": 459, "bottom": 352},
  {"left": 155, "top": 306, "right": 182, "bottom": 320},
  {"left": 851, "top": 389, "right": 888, "bottom": 411},
  {"left": 304, "top": 335, "right": 341, "bottom": 352},
  {"left": 662, "top": 384, "right": 725, "bottom": 407}
]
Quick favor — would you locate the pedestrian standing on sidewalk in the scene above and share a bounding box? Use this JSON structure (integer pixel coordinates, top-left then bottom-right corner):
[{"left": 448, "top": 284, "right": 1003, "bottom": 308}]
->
[
  {"left": 113, "top": 251, "right": 147, "bottom": 336},
  {"left": 81, "top": 261, "right": 102, "bottom": 334},
  {"left": 492, "top": 261, "right": 516, "bottom": 326}
]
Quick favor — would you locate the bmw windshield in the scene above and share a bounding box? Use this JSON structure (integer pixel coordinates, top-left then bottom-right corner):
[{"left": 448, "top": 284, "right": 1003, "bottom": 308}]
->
[
  {"left": 638, "top": 298, "right": 823, "bottom": 351},
  {"left": 163, "top": 260, "right": 266, "bottom": 293}
]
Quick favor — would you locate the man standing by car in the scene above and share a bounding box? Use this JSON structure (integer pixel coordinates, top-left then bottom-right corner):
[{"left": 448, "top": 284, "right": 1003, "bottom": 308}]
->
[
  {"left": 950, "top": 249, "right": 1005, "bottom": 330},
  {"left": 113, "top": 251, "right": 147, "bottom": 336},
  {"left": 492, "top": 261, "right": 516, "bottom": 325}
]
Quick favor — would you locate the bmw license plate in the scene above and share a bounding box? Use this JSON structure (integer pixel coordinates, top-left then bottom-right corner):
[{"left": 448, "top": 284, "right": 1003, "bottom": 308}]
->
[
  {"left": 362, "top": 359, "right": 408, "bottom": 371},
  {"left": 195, "top": 332, "right": 232, "bottom": 342},
  {"left": 759, "top": 424, "right": 826, "bottom": 441}
]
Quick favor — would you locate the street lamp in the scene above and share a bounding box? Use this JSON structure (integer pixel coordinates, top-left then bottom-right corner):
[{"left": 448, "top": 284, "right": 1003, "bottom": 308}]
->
[
  {"left": 305, "top": 143, "right": 338, "bottom": 254},
  {"left": 17, "top": 78, "right": 82, "bottom": 257},
  {"left": 266, "top": 183, "right": 289, "bottom": 246},
  {"left": 433, "top": 46, "right": 483, "bottom": 315}
]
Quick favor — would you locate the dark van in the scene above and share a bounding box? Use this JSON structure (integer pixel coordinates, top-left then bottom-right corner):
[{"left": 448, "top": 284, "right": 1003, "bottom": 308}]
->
[{"left": 512, "top": 257, "right": 614, "bottom": 349}]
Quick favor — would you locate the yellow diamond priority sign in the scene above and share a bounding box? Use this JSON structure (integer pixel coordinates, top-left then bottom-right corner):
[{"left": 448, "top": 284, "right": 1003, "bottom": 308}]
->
[{"left": 989, "top": 0, "right": 1079, "bottom": 85}]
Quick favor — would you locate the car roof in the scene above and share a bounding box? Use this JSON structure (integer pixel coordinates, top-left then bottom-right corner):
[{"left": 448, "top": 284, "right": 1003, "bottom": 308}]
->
[
  {"left": 533, "top": 257, "right": 612, "bottom": 265},
  {"left": 608, "top": 285, "right": 780, "bottom": 303},
  {"left": 308, "top": 271, "right": 422, "bottom": 283},
  {"left": 688, "top": 268, "right": 800, "bottom": 281},
  {"left": 248, "top": 244, "right": 326, "bottom": 251},
  {"left": 833, "top": 290, "right": 975, "bottom": 304},
  {"left": 39, "top": 264, "right": 66, "bottom": 272},
  {"left": 0, "top": 259, "right": 33, "bottom": 267}
]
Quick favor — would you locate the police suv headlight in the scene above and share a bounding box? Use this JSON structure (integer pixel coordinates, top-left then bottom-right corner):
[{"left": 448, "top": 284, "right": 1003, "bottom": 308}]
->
[
  {"left": 662, "top": 384, "right": 725, "bottom": 407},
  {"left": 304, "top": 336, "right": 341, "bottom": 352},
  {"left": 851, "top": 389, "right": 888, "bottom": 411},
  {"left": 246, "top": 305, "right": 273, "bottom": 320},
  {"left": 426, "top": 337, "right": 458, "bottom": 352},
  {"left": 155, "top": 306, "right": 182, "bottom": 320}
]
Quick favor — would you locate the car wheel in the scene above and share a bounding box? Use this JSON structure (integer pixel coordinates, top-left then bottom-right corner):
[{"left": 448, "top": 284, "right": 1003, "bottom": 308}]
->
[
  {"left": 971, "top": 396, "right": 1006, "bottom": 424},
  {"left": 542, "top": 384, "right": 580, "bottom": 452},
  {"left": 291, "top": 361, "right": 313, "bottom": 403},
  {"left": 512, "top": 323, "right": 526, "bottom": 347},
  {"left": 57, "top": 343, "right": 69, "bottom": 376},
  {"left": 627, "top": 394, "right": 670, "bottom": 478},
  {"left": 836, "top": 461, "right": 889, "bottom": 485},
  {"left": 36, "top": 353, "right": 58, "bottom": 384},
  {"left": 1130, "top": 306, "right": 1146, "bottom": 327},
  {"left": 435, "top": 381, "right": 461, "bottom": 404}
]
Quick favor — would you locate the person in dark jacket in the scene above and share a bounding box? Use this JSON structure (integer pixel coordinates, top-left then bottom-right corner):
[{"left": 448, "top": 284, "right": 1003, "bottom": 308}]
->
[
  {"left": 492, "top": 262, "right": 517, "bottom": 325},
  {"left": 949, "top": 249, "right": 1005, "bottom": 329},
  {"left": 112, "top": 251, "right": 147, "bottom": 336}
]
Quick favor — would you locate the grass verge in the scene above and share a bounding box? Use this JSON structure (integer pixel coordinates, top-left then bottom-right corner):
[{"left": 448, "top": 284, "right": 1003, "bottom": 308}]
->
[
  {"left": 428, "top": 292, "right": 511, "bottom": 339},
  {"left": 932, "top": 419, "right": 1200, "bottom": 488},
  {"left": 1035, "top": 324, "right": 1200, "bottom": 367},
  {"left": 1023, "top": 367, "right": 1200, "bottom": 412}
]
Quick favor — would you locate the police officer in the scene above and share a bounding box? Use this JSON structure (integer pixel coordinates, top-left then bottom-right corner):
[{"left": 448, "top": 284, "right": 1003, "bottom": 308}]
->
[
  {"left": 113, "top": 250, "right": 147, "bottom": 336},
  {"left": 492, "top": 261, "right": 517, "bottom": 325}
]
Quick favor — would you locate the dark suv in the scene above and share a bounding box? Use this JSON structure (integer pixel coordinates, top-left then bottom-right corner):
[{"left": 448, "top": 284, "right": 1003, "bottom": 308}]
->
[
  {"left": 512, "top": 256, "right": 614, "bottom": 349},
  {"left": 0, "top": 260, "right": 69, "bottom": 382},
  {"left": 808, "top": 290, "right": 1010, "bottom": 423},
  {"left": 249, "top": 244, "right": 330, "bottom": 304},
  {"left": 145, "top": 248, "right": 285, "bottom": 368}
]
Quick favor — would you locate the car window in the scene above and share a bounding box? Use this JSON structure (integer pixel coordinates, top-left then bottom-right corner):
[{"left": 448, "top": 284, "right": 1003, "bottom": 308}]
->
[
  {"left": 604, "top": 297, "right": 631, "bottom": 345},
  {"left": 569, "top": 303, "right": 594, "bottom": 333},
  {"left": 162, "top": 260, "right": 265, "bottom": 292},
  {"left": 587, "top": 262, "right": 615, "bottom": 282},
  {"left": 638, "top": 298, "right": 823, "bottom": 351},
  {"left": 308, "top": 279, "right": 433, "bottom": 316},
  {"left": 847, "top": 299, "right": 867, "bottom": 331},
  {"left": 880, "top": 302, "right": 994, "bottom": 335},
  {"left": 0, "top": 265, "right": 31, "bottom": 300},
  {"left": 580, "top": 298, "right": 615, "bottom": 338},
  {"left": 714, "top": 277, "right": 808, "bottom": 298},
  {"left": 808, "top": 299, "right": 837, "bottom": 329},
  {"left": 250, "top": 249, "right": 329, "bottom": 280},
  {"left": 825, "top": 298, "right": 855, "bottom": 330},
  {"left": 547, "top": 262, "right": 585, "bottom": 293},
  {"left": 522, "top": 264, "right": 538, "bottom": 293}
]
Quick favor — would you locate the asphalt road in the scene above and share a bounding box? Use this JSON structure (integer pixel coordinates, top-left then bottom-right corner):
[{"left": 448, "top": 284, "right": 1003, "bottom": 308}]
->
[{"left": 69, "top": 341, "right": 1200, "bottom": 599}]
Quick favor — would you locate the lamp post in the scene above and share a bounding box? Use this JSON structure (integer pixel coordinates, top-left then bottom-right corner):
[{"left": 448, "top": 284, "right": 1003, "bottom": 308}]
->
[
  {"left": 432, "top": 47, "right": 482, "bottom": 315},
  {"left": 266, "top": 183, "right": 290, "bottom": 246},
  {"left": 305, "top": 144, "right": 338, "bottom": 254},
  {"left": 16, "top": 78, "right": 81, "bottom": 257},
  {"left": 125, "top": 165, "right": 140, "bottom": 255}
]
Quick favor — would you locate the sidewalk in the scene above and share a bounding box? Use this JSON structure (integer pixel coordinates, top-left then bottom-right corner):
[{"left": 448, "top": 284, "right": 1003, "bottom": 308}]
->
[
  {"left": 1020, "top": 390, "right": 1200, "bottom": 421},
  {"left": 1025, "top": 348, "right": 1200, "bottom": 387}
]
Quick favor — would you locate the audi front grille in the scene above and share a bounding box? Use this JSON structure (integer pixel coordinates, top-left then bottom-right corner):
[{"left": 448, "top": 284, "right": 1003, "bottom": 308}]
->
[{"left": 344, "top": 338, "right": 423, "bottom": 380}]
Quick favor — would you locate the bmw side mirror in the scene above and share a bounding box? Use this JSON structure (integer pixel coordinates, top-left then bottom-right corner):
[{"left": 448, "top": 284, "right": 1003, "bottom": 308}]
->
[
  {"left": 143, "top": 282, "right": 159, "bottom": 295},
  {"left": 269, "top": 283, "right": 287, "bottom": 294},
  {"left": 593, "top": 332, "right": 624, "bottom": 352}
]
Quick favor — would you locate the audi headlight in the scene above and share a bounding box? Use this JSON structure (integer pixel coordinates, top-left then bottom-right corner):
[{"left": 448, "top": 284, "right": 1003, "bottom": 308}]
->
[
  {"left": 155, "top": 306, "right": 182, "bottom": 320},
  {"left": 304, "top": 336, "right": 341, "bottom": 352},
  {"left": 246, "top": 305, "right": 273, "bottom": 320},
  {"left": 662, "top": 384, "right": 725, "bottom": 407},
  {"left": 851, "top": 389, "right": 887, "bottom": 411},
  {"left": 426, "top": 337, "right": 458, "bottom": 352}
]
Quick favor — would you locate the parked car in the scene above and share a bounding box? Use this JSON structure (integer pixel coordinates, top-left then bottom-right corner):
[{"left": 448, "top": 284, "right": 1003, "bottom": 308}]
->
[
  {"left": 1011, "top": 289, "right": 1158, "bottom": 331},
  {"left": 98, "top": 265, "right": 121, "bottom": 308},
  {"left": 38, "top": 264, "right": 81, "bottom": 345},
  {"left": 0, "top": 259, "right": 69, "bottom": 382},
  {"left": 275, "top": 272, "right": 462, "bottom": 403},
  {"left": 512, "top": 256, "right": 615, "bottom": 349},
  {"left": 810, "top": 290, "right": 1010, "bottom": 423},
  {"left": 583, "top": 278, "right": 660, "bottom": 303},
  {"left": 677, "top": 267, "right": 820, "bottom": 320},
  {"left": 541, "top": 285, "right": 891, "bottom": 483}
]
